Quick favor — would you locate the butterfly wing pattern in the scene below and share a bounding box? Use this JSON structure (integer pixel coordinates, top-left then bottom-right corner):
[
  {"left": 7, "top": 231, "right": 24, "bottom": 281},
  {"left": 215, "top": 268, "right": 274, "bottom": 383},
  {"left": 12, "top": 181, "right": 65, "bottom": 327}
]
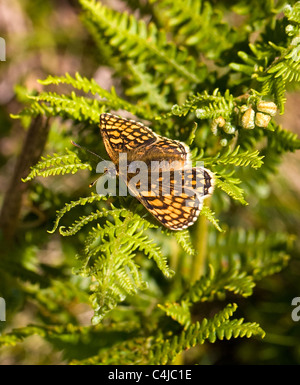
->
[{"left": 99, "top": 113, "right": 214, "bottom": 230}]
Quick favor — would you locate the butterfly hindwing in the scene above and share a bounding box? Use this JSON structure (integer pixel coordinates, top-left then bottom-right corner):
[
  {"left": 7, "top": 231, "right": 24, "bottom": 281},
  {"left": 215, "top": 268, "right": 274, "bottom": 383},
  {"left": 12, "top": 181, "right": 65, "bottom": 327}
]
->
[{"left": 127, "top": 166, "right": 214, "bottom": 230}]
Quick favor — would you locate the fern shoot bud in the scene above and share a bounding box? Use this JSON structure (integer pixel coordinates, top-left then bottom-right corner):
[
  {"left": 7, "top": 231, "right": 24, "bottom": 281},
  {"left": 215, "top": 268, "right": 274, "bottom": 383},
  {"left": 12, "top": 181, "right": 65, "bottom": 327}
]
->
[
  {"left": 223, "top": 122, "right": 235, "bottom": 134},
  {"left": 220, "top": 138, "right": 228, "bottom": 146},
  {"left": 171, "top": 104, "right": 181, "bottom": 116},
  {"left": 283, "top": 4, "right": 293, "bottom": 17},
  {"left": 286, "top": 24, "right": 295, "bottom": 36},
  {"left": 256, "top": 101, "right": 277, "bottom": 116},
  {"left": 211, "top": 116, "right": 225, "bottom": 135},
  {"left": 255, "top": 112, "right": 271, "bottom": 128},
  {"left": 241, "top": 106, "right": 255, "bottom": 129}
]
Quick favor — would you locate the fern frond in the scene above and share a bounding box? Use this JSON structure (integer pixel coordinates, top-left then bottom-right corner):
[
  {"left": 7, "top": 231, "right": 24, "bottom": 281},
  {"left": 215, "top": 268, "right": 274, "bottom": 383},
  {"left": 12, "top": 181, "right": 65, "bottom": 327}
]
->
[
  {"left": 267, "top": 124, "right": 300, "bottom": 153},
  {"left": 0, "top": 324, "right": 67, "bottom": 348},
  {"left": 207, "top": 228, "right": 294, "bottom": 280},
  {"left": 214, "top": 175, "right": 248, "bottom": 206},
  {"left": 14, "top": 74, "right": 152, "bottom": 122},
  {"left": 199, "top": 146, "right": 264, "bottom": 169},
  {"left": 150, "top": 303, "right": 264, "bottom": 364},
  {"left": 126, "top": 62, "right": 172, "bottom": 111},
  {"left": 200, "top": 205, "right": 224, "bottom": 232},
  {"left": 158, "top": 300, "right": 191, "bottom": 327},
  {"left": 22, "top": 149, "right": 92, "bottom": 182},
  {"left": 284, "top": 2, "right": 300, "bottom": 24},
  {"left": 201, "top": 146, "right": 263, "bottom": 205},
  {"left": 156, "top": 265, "right": 255, "bottom": 336},
  {"left": 261, "top": 56, "right": 299, "bottom": 113},
  {"left": 0, "top": 323, "right": 124, "bottom": 348},
  {"left": 70, "top": 303, "right": 265, "bottom": 365},
  {"left": 268, "top": 57, "right": 300, "bottom": 83},
  {"left": 172, "top": 229, "right": 195, "bottom": 255},
  {"left": 152, "top": 0, "right": 233, "bottom": 58},
  {"left": 167, "top": 89, "right": 234, "bottom": 118},
  {"left": 21, "top": 91, "right": 102, "bottom": 123},
  {"left": 229, "top": 2, "right": 300, "bottom": 116},
  {"left": 48, "top": 193, "right": 106, "bottom": 234},
  {"left": 39, "top": 72, "right": 150, "bottom": 119},
  {"left": 78, "top": 210, "right": 173, "bottom": 323},
  {"left": 159, "top": 303, "right": 264, "bottom": 362},
  {"left": 267, "top": 77, "right": 287, "bottom": 115},
  {"left": 80, "top": 0, "right": 206, "bottom": 87},
  {"left": 158, "top": 266, "right": 254, "bottom": 328},
  {"left": 181, "top": 264, "right": 255, "bottom": 305}
]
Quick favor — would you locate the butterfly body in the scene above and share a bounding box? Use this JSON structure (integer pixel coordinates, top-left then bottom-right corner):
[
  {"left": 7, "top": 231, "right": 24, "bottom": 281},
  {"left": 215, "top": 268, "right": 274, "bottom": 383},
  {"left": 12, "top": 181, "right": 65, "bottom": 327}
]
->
[{"left": 99, "top": 113, "right": 213, "bottom": 230}]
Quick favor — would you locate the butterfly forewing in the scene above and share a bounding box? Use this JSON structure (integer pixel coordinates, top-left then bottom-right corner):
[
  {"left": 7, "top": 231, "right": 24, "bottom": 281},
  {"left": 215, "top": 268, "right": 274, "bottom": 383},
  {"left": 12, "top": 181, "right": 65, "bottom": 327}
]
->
[
  {"left": 100, "top": 113, "right": 189, "bottom": 165},
  {"left": 100, "top": 113, "right": 157, "bottom": 163}
]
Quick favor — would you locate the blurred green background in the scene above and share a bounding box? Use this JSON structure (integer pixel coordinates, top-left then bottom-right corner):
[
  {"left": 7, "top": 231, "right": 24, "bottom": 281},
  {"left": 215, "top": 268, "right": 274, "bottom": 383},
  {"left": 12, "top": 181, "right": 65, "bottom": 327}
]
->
[{"left": 0, "top": 0, "right": 300, "bottom": 364}]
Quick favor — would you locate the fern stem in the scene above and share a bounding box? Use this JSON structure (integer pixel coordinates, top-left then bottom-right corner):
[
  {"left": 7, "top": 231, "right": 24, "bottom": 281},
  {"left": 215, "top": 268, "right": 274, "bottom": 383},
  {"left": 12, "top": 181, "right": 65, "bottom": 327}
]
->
[
  {"left": 191, "top": 200, "right": 210, "bottom": 282},
  {"left": 0, "top": 115, "right": 50, "bottom": 241}
]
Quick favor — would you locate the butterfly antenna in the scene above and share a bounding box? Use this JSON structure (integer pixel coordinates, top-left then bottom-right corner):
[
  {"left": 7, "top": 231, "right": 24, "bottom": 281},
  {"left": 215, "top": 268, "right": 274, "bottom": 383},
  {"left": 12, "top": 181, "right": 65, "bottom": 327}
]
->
[
  {"left": 89, "top": 178, "right": 100, "bottom": 188},
  {"left": 71, "top": 140, "right": 105, "bottom": 161},
  {"left": 71, "top": 141, "right": 106, "bottom": 188}
]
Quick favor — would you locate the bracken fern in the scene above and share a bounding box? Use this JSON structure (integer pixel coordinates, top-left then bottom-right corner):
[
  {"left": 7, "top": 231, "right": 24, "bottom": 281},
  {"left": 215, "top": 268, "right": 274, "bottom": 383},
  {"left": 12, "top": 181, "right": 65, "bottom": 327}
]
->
[{"left": 1, "top": 0, "right": 299, "bottom": 365}]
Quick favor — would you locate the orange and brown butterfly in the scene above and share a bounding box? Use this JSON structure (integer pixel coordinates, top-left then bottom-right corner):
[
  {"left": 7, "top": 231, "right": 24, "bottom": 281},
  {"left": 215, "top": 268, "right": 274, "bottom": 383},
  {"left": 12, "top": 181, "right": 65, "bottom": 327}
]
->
[{"left": 99, "top": 113, "right": 214, "bottom": 230}]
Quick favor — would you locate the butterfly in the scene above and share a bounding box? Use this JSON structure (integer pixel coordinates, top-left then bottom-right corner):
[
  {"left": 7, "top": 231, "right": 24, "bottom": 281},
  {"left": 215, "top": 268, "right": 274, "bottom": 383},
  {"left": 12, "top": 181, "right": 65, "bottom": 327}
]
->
[{"left": 99, "top": 113, "right": 214, "bottom": 230}]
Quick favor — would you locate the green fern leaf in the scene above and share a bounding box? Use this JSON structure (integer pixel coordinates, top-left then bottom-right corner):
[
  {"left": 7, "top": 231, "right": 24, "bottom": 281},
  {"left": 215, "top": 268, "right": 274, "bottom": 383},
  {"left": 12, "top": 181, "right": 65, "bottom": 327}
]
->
[
  {"left": 48, "top": 193, "right": 106, "bottom": 234},
  {"left": 22, "top": 149, "right": 92, "bottom": 182},
  {"left": 80, "top": 0, "right": 206, "bottom": 87},
  {"left": 200, "top": 146, "right": 264, "bottom": 169},
  {"left": 214, "top": 175, "right": 248, "bottom": 206},
  {"left": 200, "top": 205, "right": 224, "bottom": 232},
  {"left": 78, "top": 210, "right": 174, "bottom": 323},
  {"left": 39, "top": 72, "right": 150, "bottom": 119},
  {"left": 207, "top": 228, "right": 294, "bottom": 280},
  {"left": 158, "top": 300, "right": 191, "bottom": 327},
  {"left": 172, "top": 229, "right": 196, "bottom": 255},
  {"left": 150, "top": 303, "right": 265, "bottom": 364},
  {"left": 284, "top": 2, "right": 300, "bottom": 23},
  {"left": 167, "top": 89, "right": 234, "bottom": 118}
]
